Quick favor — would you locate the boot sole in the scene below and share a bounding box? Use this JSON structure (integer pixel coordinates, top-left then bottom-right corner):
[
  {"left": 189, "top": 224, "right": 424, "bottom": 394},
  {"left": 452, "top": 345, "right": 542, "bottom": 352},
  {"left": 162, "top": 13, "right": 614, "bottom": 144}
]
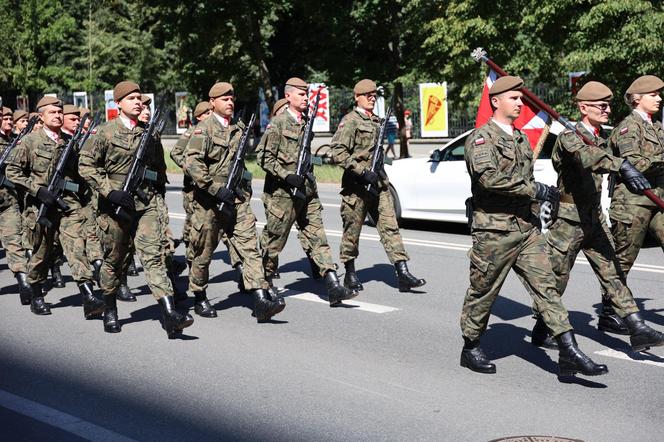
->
[
  {"left": 460, "top": 358, "right": 496, "bottom": 374},
  {"left": 31, "top": 310, "right": 52, "bottom": 315},
  {"left": 398, "top": 280, "right": 426, "bottom": 292},
  {"left": 195, "top": 310, "right": 218, "bottom": 318},
  {"left": 256, "top": 303, "right": 286, "bottom": 322},
  {"left": 559, "top": 363, "right": 609, "bottom": 376},
  {"left": 104, "top": 326, "right": 121, "bottom": 333},
  {"left": 632, "top": 340, "right": 664, "bottom": 353},
  {"left": 117, "top": 297, "right": 137, "bottom": 302}
]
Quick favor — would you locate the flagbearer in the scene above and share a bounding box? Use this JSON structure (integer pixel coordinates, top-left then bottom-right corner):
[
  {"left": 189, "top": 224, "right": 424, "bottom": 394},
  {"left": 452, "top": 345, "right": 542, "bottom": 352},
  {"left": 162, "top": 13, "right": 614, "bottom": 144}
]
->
[{"left": 461, "top": 75, "right": 607, "bottom": 376}]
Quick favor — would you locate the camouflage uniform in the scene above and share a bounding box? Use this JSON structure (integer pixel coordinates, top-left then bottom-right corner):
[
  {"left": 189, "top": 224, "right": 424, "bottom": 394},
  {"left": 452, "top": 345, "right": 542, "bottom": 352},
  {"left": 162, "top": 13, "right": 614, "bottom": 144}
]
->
[
  {"left": 330, "top": 109, "right": 408, "bottom": 264},
  {"left": 78, "top": 117, "right": 172, "bottom": 299},
  {"left": 184, "top": 115, "right": 268, "bottom": 293},
  {"left": 0, "top": 132, "right": 28, "bottom": 274},
  {"left": 255, "top": 110, "right": 335, "bottom": 277},
  {"left": 609, "top": 111, "right": 664, "bottom": 278},
  {"left": 538, "top": 125, "right": 638, "bottom": 318},
  {"left": 461, "top": 120, "right": 573, "bottom": 341}
]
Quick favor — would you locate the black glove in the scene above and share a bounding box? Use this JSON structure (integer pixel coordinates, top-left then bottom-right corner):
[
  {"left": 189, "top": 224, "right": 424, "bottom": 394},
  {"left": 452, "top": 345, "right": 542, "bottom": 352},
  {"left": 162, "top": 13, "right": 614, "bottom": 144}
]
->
[
  {"left": 361, "top": 169, "right": 379, "bottom": 186},
  {"left": 285, "top": 174, "right": 305, "bottom": 189},
  {"left": 215, "top": 187, "right": 235, "bottom": 205},
  {"left": 108, "top": 190, "right": 135, "bottom": 211},
  {"left": 535, "top": 182, "right": 560, "bottom": 204},
  {"left": 619, "top": 160, "right": 651, "bottom": 193},
  {"left": 36, "top": 187, "right": 57, "bottom": 207}
]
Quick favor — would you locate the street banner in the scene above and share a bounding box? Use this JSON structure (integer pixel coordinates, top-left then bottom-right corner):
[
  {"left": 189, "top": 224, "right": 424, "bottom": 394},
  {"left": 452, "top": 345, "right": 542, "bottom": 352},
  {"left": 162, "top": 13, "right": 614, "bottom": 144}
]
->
[
  {"left": 419, "top": 82, "right": 448, "bottom": 137},
  {"left": 16, "top": 96, "right": 28, "bottom": 111},
  {"left": 308, "top": 83, "right": 330, "bottom": 132},
  {"left": 104, "top": 90, "right": 118, "bottom": 121},
  {"left": 73, "top": 92, "right": 88, "bottom": 109},
  {"left": 175, "top": 91, "right": 191, "bottom": 134}
]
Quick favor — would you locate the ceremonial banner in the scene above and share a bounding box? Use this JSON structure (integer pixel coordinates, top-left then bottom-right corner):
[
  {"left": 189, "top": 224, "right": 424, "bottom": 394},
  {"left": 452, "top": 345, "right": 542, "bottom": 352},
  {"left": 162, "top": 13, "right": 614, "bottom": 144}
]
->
[
  {"left": 568, "top": 71, "right": 586, "bottom": 95},
  {"left": 308, "top": 83, "right": 330, "bottom": 133},
  {"left": 475, "top": 70, "right": 549, "bottom": 149},
  {"left": 175, "top": 91, "right": 191, "bottom": 134},
  {"left": 73, "top": 92, "right": 88, "bottom": 109},
  {"left": 104, "top": 90, "right": 118, "bottom": 121},
  {"left": 419, "top": 83, "right": 448, "bottom": 137}
]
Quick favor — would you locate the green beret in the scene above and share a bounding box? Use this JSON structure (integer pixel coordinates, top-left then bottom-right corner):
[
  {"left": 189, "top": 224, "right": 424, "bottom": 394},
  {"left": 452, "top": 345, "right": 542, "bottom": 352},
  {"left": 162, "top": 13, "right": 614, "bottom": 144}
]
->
[
  {"left": 489, "top": 76, "right": 524, "bottom": 96},
  {"left": 576, "top": 81, "right": 613, "bottom": 101},
  {"left": 113, "top": 81, "right": 141, "bottom": 101},
  {"left": 286, "top": 77, "right": 308, "bottom": 91},
  {"left": 209, "top": 82, "right": 234, "bottom": 98},
  {"left": 626, "top": 75, "right": 664, "bottom": 94},
  {"left": 193, "top": 101, "right": 211, "bottom": 118},
  {"left": 63, "top": 104, "right": 80, "bottom": 115},
  {"left": 36, "top": 96, "right": 63, "bottom": 109},
  {"left": 354, "top": 79, "right": 377, "bottom": 95}
]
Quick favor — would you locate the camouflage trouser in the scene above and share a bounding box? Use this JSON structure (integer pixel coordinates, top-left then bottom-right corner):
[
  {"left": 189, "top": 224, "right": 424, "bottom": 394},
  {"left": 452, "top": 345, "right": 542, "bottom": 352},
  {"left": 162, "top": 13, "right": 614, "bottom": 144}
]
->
[
  {"left": 22, "top": 206, "right": 59, "bottom": 285},
  {"left": 59, "top": 208, "right": 94, "bottom": 284},
  {"left": 182, "top": 189, "right": 194, "bottom": 257},
  {"left": 610, "top": 203, "right": 664, "bottom": 279},
  {"left": 339, "top": 187, "right": 408, "bottom": 264},
  {"left": 0, "top": 201, "right": 28, "bottom": 273},
  {"left": 223, "top": 234, "right": 242, "bottom": 268},
  {"left": 53, "top": 230, "right": 64, "bottom": 262},
  {"left": 188, "top": 196, "right": 267, "bottom": 293},
  {"left": 83, "top": 203, "right": 103, "bottom": 262},
  {"left": 155, "top": 193, "right": 175, "bottom": 260},
  {"left": 260, "top": 193, "right": 335, "bottom": 278},
  {"left": 96, "top": 198, "right": 173, "bottom": 299},
  {"left": 461, "top": 226, "right": 573, "bottom": 341}
]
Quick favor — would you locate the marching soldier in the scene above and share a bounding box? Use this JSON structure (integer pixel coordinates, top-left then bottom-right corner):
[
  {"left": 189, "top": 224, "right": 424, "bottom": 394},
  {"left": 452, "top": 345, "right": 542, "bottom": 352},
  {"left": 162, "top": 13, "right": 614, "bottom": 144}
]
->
[
  {"left": 78, "top": 81, "right": 194, "bottom": 338},
  {"left": 460, "top": 76, "right": 607, "bottom": 376},
  {"left": 330, "top": 79, "right": 425, "bottom": 293},
  {"left": 256, "top": 77, "right": 356, "bottom": 306},
  {"left": 529, "top": 81, "right": 664, "bottom": 352},
  {"left": 607, "top": 75, "right": 664, "bottom": 329},
  {"left": 0, "top": 106, "right": 33, "bottom": 304},
  {"left": 12, "top": 110, "right": 29, "bottom": 135},
  {"left": 184, "top": 81, "right": 285, "bottom": 321}
]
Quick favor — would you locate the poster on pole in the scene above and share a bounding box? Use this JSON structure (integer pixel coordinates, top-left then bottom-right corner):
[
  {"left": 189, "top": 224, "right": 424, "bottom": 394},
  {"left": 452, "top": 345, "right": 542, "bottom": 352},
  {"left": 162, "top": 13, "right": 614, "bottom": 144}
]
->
[
  {"left": 73, "top": 92, "right": 88, "bottom": 110},
  {"left": 175, "top": 92, "right": 191, "bottom": 134},
  {"left": 258, "top": 88, "right": 274, "bottom": 133},
  {"left": 16, "top": 96, "right": 29, "bottom": 111},
  {"left": 104, "top": 90, "right": 118, "bottom": 121},
  {"left": 308, "top": 83, "right": 330, "bottom": 133},
  {"left": 418, "top": 82, "right": 448, "bottom": 137}
]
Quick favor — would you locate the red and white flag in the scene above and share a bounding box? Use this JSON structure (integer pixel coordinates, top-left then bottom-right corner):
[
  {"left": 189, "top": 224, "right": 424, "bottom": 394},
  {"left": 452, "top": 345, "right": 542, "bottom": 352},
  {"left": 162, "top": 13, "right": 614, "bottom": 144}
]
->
[{"left": 475, "top": 70, "right": 549, "bottom": 150}]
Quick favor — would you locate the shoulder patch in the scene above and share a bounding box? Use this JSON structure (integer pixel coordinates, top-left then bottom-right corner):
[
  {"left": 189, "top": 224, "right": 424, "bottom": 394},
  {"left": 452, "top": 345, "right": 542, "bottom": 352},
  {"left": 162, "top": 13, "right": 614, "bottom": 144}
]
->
[
  {"left": 474, "top": 137, "right": 485, "bottom": 145},
  {"left": 339, "top": 121, "right": 345, "bottom": 128},
  {"left": 620, "top": 127, "right": 629, "bottom": 135},
  {"left": 194, "top": 129, "right": 203, "bottom": 135},
  {"left": 266, "top": 124, "right": 271, "bottom": 130},
  {"left": 16, "top": 140, "right": 21, "bottom": 145},
  {"left": 90, "top": 128, "right": 98, "bottom": 135},
  {"left": 184, "top": 132, "right": 191, "bottom": 138}
]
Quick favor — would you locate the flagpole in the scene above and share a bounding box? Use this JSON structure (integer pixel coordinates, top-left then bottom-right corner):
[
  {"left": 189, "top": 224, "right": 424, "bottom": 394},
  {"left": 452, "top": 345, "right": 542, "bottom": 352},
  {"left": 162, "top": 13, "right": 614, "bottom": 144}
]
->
[{"left": 470, "top": 47, "right": 664, "bottom": 211}]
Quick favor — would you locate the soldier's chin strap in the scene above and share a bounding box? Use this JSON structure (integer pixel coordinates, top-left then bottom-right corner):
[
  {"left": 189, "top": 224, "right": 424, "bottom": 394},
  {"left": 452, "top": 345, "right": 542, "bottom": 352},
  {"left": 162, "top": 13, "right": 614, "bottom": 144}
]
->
[{"left": 470, "top": 47, "right": 664, "bottom": 211}]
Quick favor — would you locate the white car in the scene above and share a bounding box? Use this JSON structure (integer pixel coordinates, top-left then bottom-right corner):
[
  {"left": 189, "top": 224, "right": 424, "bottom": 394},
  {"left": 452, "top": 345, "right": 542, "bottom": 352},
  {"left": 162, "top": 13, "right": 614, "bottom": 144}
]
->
[{"left": 383, "top": 122, "right": 610, "bottom": 225}]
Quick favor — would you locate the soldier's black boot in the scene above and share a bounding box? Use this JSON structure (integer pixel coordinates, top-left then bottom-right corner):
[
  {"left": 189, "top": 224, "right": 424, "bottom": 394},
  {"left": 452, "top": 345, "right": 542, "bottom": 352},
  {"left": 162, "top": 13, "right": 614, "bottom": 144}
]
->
[
  {"left": 394, "top": 260, "right": 426, "bottom": 292},
  {"left": 92, "top": 259, "right": 103, "bottom": 285},
  {"left": 624, "top": 312, "right": 664, "bottom": 352},
  {"left": 51, "top": 264, "right": 65, "bottom": 288},
  {"left": 15, "top": 272, "right": 32, "bottom": 306},
  {"left": 460, "top": 337, "right": 496, "bottom": 374},
  {"left": 25, "top": 249, "right": 33, "bottom": 260},
  {"left": 253, "top": 288, "right": 285, "bottom": 322},
  {"left": 326, "top": 270, "right": 358, "bottom": 306},
  {"left": 127, "top": 256, "right": 139, "bottom": 276},
  {"left": 193, "top": 291, "right": 217, "bottom": 318},
  {"left": 103, "top": 295, "right": 121, "bottom": 333},
  {"left": 598, "top": 297, "right": 629, "bottom": 335},
  {"left": 531, "top": 315, "right": 558, "bottom": 350},
  {"left": 30, "top": 282, "right": 51, "bottom": 316},
  {"left": 235, "top": 263, "right": 247, "bottom": 293},
  {"left": 343, "top": 260, "right": 363, "bottom": 291},
  {"left": 306, "top": 253, "right": 322, "bottom": 280},
  {"left": 116, "top": 276, "right": 136, "bottom": 302},
  {"left": 78, "top": 281, "right": 105, "bottom": 319},
  {"left": 556, "top": 331, "right": 608, "bottom": 376},
  {"left": 158, "top": 296, "right": 194, "bottom": 339}
]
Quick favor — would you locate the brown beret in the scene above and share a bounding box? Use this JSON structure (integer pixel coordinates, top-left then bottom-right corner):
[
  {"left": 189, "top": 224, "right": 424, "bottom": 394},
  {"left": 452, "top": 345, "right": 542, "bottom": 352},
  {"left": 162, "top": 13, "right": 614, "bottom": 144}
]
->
[
  {"left": 141, "top": 94, "right": 152, "bottom": 106},
  {"left": 63, "top": 104, "right": 80, "bottom": 115},
  {"left": 209, "top": 82, "right": 234, "bottom": 98},
  {"left": 576, "top": 81, "right": 613, "bottom": 101},
  {"left": 272, "top": 98, "right": 289, "bottom": 117},
  {"left": 78, "top": 107, "right": 90, "bottom": 116},
  {"left": 489, "top": 76, "right": 524, "bottom": 96},
  {"left": 286, "top": 77, "right": 308, "bottom": 91},
  {"left": 354, "top": 79, "right": 377, "bottom": 95},
  {"left": 36, "top": 96, "right": 63, "bottom": 109},
  {"left": 113, "top": 81, "right": 141, "bottom": 101},
  {"left": 193, "top": 101, "right": 211, "bottom": 118},
  {"left": 626, "top": 75, "right": 664, "bottom": 94},
  {"left": 2, "top": 106, "right": 11, "bottom": 116},
  {"left": 13, "top": 110, "right": 28, "bottom": 122}
]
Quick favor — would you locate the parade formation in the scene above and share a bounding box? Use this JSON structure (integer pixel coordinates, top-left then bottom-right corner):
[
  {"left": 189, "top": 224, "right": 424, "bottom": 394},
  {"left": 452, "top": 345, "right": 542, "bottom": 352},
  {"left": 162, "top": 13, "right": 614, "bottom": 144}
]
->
[{"left": 1, "top": 51, "right": 663, "bottom": 380}]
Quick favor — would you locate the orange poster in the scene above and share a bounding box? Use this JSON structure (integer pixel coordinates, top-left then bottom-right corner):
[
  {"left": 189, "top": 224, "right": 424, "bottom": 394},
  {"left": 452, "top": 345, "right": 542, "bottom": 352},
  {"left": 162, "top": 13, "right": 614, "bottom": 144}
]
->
[{"left": 418, "top": 83, "right": 448, "bottom": 137}]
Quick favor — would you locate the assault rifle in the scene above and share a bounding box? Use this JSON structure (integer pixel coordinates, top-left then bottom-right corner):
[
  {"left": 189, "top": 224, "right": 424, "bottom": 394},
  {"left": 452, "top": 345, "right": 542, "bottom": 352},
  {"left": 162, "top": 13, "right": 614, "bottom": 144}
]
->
[
  {"left": 77, "top": 112, "right": 102, "bottom": 152},
  {"left": 0, "top": 115, "right": 39, "bottom": 190},
  {"left": 219, "top": 113, "right": 256, "bottom": 219},
  {"left": 291, "top": 87, "right": 323, "bottom": 200},
  {"left": 366, "top": 106, "right": 392, "bottom": 197},
  {"left": 114, "top": 107, "right": 165, "bottom": 223},
  {"left": 36, "top": 114, "right": 91, "bottom": 227}
]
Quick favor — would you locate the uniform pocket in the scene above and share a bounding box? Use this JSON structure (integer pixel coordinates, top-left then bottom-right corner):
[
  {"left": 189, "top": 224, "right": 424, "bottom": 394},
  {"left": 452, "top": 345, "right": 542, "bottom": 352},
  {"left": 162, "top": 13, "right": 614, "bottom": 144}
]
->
[
  {"left": 546, "top": 225, "right": 575, "bottom": 253},
  {"left": 32, "top": 148, "right": 53, "bottom": 173}
]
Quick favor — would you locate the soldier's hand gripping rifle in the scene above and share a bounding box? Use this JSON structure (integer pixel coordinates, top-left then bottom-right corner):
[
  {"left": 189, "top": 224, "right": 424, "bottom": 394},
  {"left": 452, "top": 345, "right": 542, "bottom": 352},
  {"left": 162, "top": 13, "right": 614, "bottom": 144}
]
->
[
  {"left": 36, "top": 113, "right": 91, "bottom": 227},
  {"left": 0, "top": 115, "right": 39, "bottom": 190},
  {"left": 470, "top": 47, "right": 664, "bottom": 211},
  {"left": 291, "top": 87, "right": 323, "bottom": 200},
  {"left": 366, "top": 106, "right": 392, "bottom": 197},
  {"left": 114, "top": 107, "right": 165, "bottom": 223},
  {"left": 219, "top": 113, "right": 256, "bottom": 219}
]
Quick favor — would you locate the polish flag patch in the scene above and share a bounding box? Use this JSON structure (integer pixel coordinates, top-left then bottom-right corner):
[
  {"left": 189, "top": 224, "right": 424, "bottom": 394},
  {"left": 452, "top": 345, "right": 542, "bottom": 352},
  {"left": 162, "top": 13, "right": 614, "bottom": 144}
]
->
[
  {"left": 194, "top": 129, "right": 202, "bottom": 135},
  {"left": 620, "top": 127, "right": 629, "bottom": 135},
  {"left": 475, "top": 137, "right": 485, "bottom": 145},
  {"left": 266, "top": 124, "right": 271, "bottom": 130},
  {"left": 90, "top": 128, "right": 98, "bottom": 135}
]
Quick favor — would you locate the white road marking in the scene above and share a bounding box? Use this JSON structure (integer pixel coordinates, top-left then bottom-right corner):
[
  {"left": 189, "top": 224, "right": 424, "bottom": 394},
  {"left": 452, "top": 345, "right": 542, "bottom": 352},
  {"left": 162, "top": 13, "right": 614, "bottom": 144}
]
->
[
  {"left": 288, "top": 292, "right": 400, "bottom": 313},
  {"left": 0, "top": 389, "right": 137, "bottom": 442},
  {"left": 594, "top": 348, "right": 664, "bottom": 368}
]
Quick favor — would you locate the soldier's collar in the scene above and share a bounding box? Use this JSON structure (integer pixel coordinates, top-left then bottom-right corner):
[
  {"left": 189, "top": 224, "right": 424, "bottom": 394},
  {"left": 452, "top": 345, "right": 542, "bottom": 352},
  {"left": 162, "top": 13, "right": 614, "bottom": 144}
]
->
[
  {"left": 490, "top": 118, "right": 514, "bottom": 136},
  {"left": 355, "top": 107, "right": 374, "bottom": 119},
  {"left": 633, "top": 109, "right": 653, "bottom": 124},
  {"left": 213, "top": 112, "right": 230, "bottom": 128}
]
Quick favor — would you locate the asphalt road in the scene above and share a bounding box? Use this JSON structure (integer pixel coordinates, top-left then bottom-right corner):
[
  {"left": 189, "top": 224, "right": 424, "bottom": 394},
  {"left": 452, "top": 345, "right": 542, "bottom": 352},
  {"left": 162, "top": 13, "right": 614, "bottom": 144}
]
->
[{"left": 0, "top": 175, "right": 663, "bottom": 441}]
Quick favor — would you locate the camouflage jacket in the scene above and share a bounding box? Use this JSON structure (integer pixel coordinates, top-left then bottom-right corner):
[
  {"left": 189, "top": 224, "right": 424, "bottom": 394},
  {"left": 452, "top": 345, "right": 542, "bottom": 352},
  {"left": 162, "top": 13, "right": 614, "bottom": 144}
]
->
[
  {"left": 78, "top": 117, "right": 167, "bottom": 213},
  {"left": 331, "top": 108, "right": 389, "bottom": 190},
  {"left": 465, "top": 120, "right": 538, "bottom": 231},
  {"left": 170, "top": 127, "right": 194, "bottom": 191},
  {"left": 183, "top": 115, "right": 247, "bottom": 203},
  {"left": 609, "top": 111, "right": 664, "bottom": 207},
  {"left": 0, "top": 132, "right": 17, "bottom": 210},
  {"left": 255, "top": 110, "right": 317, "bottom": 198},
  {"left": 553, "top": 124, "right": 622, "bottom": 223}
]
